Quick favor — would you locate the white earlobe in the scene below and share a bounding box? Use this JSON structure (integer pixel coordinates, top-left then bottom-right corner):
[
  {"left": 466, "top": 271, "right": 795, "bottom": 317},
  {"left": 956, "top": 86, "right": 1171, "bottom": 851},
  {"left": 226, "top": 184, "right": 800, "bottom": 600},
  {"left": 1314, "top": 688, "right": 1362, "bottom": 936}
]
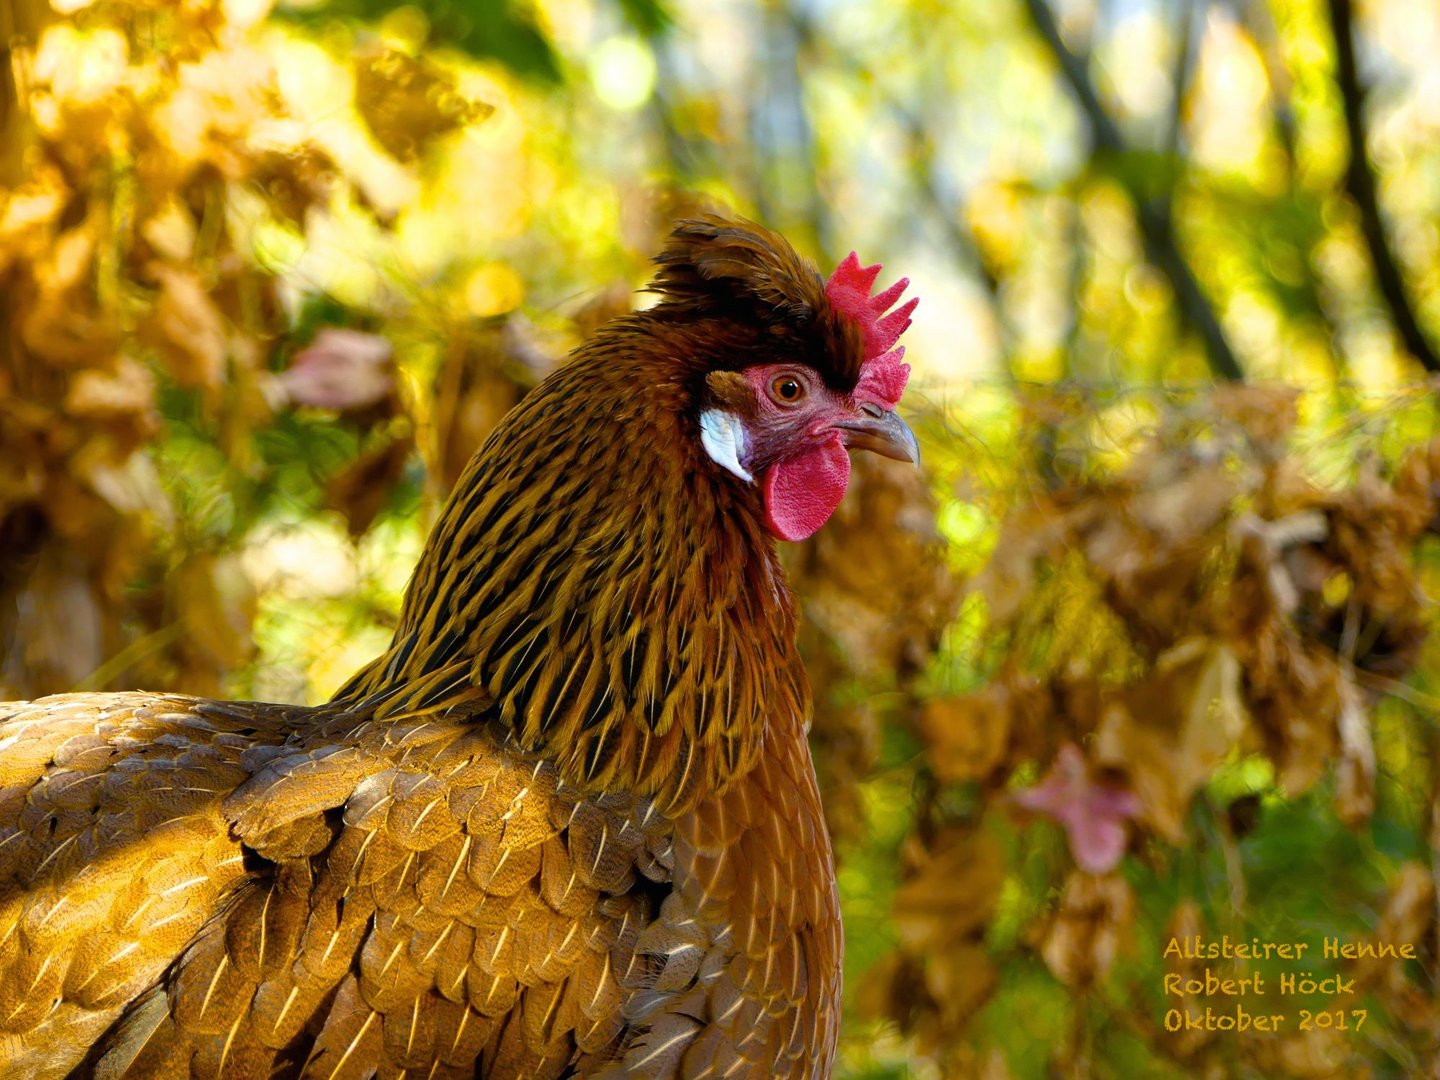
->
[{"left": 699, "top": 409, "right": 754, "bottom": 483}]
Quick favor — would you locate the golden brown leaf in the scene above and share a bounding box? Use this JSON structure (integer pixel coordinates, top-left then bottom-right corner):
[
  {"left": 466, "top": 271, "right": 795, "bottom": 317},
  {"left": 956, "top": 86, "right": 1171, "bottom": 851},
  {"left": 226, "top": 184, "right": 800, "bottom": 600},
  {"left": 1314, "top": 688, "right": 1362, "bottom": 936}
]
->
[
  {"left": 1038, "top": 871, "right": 1134, "bottom": 990},
  {"left": 1094, "top": 639, "right": 1245, "bottom": 842},
  {"left": 175, "top": 553, "right": 257, "bottom": 685},
  {"left": 920, "top": 687, "right": 1013, "bottom": 785},
  {"left": 893, "top": 826, "right": 1003, "bottom": 955},
  {"left": 145, "top": 266, "right": 227, "bottom": 390},
  {"left": 354, "top": 48, "right": 492, "bottom": 163},
  {"left": 327, "top": 433, "right": 415, "bottom": 538}
]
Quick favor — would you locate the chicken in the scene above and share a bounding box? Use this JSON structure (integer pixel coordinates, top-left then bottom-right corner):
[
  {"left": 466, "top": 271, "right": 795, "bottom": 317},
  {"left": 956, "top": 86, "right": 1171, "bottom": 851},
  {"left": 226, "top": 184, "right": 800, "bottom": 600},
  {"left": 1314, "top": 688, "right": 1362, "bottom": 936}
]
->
[{"left": 0, "top": 213, "right": 919, "bottom": 1079}]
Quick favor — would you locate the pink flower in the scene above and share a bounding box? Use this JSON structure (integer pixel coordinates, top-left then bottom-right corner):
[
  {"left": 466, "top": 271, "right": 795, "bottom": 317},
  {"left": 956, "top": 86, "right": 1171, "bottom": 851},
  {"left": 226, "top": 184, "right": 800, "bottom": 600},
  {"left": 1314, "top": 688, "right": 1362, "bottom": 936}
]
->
[
  {"left": 1014, "top": 743, "right": 1139, "bottom": 874},
  {"left": 278, "top": 329, "right": 394, "bottom": 412}
]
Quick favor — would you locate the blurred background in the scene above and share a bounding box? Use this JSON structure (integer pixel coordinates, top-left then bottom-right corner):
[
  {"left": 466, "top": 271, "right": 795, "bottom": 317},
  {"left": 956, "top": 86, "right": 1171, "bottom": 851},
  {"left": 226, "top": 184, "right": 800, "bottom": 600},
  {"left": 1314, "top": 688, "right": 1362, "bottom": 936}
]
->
[{"left": 2, "top": 0, "right": 1440, "bottom": 1075}]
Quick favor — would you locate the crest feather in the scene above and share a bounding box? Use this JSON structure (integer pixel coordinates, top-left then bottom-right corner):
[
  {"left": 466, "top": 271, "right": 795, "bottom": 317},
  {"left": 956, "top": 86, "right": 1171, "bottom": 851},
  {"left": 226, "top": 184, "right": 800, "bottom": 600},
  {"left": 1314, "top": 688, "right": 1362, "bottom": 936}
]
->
[{"left": 647, "top": 214, "right": 867, "bottom": 388}]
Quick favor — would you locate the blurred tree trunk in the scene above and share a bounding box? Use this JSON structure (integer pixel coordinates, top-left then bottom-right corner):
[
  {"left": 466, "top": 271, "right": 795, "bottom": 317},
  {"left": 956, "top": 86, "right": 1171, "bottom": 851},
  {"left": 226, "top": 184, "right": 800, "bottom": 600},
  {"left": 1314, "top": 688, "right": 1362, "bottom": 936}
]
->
[
  {"left": 1326, "top": 0, "right": 1440, "bottom": 374},
  {"left": 0, "top": 0, "right": 49, "bottom": 182}
]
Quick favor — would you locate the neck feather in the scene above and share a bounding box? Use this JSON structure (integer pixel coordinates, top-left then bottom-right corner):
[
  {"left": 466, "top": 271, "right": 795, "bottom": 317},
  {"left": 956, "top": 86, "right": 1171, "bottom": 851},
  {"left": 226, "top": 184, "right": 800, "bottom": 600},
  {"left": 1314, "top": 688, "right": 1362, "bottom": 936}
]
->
[{"left": 333, "top": 324, "right": 809, "bottom": 812}]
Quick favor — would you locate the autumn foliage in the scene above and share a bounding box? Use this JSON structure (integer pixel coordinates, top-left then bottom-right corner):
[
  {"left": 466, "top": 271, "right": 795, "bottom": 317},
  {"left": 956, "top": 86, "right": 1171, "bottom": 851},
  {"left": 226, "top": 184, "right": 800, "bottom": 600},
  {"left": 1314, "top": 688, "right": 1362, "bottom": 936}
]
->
[
  {"left": 4, "top": 0, "right": 1440, "bottom": 1077},
  {"left": 0, "top": 0, "right": 487, "bottom": 697},
  {"left": 870, "top": 387, "right": 1440, "bottom": 1075}
]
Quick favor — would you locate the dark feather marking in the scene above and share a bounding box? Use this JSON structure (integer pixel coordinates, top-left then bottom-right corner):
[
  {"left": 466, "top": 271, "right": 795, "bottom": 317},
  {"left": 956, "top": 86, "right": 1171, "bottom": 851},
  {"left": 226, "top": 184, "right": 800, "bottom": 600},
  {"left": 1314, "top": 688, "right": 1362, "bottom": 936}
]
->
[
  {"left": 381, "top": 631, "right": 419, "bottom": 683},
  {"left": 329, "top": 214, "right": 827, "bottom": 810}
]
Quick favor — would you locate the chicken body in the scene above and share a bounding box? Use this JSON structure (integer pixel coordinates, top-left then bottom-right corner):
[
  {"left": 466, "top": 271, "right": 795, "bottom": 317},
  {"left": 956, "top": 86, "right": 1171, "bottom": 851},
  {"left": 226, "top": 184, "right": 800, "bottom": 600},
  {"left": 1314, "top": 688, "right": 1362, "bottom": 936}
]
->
[
  {"left": 0, "top": 688, "right": 836, "bottom": 1078},
  {"left": 0, "top": 216, "right": 914, "bottom": 1078}
]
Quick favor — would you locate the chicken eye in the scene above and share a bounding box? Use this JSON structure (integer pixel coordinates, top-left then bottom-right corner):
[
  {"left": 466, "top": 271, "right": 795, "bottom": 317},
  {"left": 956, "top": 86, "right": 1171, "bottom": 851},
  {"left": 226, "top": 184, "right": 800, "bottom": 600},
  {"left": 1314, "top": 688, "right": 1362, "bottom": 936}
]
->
[{"left": 770, "top": 374, "right": 805, "bottom": 404}]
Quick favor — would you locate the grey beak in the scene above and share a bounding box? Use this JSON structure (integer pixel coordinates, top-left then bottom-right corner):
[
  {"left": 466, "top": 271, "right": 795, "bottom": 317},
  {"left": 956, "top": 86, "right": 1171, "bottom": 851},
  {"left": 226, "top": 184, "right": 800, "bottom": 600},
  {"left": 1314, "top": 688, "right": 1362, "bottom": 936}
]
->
[{"left": 832, "top": 403, "right": 920, "bottom": 464}]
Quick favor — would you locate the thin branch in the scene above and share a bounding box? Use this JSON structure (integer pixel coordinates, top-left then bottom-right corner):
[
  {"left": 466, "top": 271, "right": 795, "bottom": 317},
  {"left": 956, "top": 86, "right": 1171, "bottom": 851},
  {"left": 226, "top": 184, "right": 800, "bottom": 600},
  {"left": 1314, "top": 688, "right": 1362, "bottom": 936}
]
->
[
  {"left": 647, "top": 41, "right": 701, "bottom": 182},
  {"left": 1022, "top": 0, "right": 1245, "bottom": 381},
  {"left": 790, "top": 10, "right": 996, "bottom": 292},
  {"left": 1352, "top": 668, "right": 1440, "bottom": 720},
  {"left": 1240, "top": 1, "right": 1355, "bottom": 381},
  {"left": 893, "top": 107, "right": 1001, "bottom": 296},
  {"left": 74, "top": 622, "right": 184, "bottom": 693},
  {"left": 1325, "top": 0, "right": 1440, "bottom": 374},
  {"left": 776, "top": 10, "right": 834, "bottom": 257},
  {"left": 1162, "top": 0, "right": 1197, "bottom": 160},
  {"left": 1240, "top": 0, "right": 1299, "bottom": 165}
]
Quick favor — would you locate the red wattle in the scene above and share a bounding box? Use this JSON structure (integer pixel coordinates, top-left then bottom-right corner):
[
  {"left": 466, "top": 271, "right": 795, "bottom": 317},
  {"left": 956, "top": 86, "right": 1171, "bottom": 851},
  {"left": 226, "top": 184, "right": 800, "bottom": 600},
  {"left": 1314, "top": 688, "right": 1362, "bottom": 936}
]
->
[{"left": 762, "top": 435, "right": 851, "bottom": 542}]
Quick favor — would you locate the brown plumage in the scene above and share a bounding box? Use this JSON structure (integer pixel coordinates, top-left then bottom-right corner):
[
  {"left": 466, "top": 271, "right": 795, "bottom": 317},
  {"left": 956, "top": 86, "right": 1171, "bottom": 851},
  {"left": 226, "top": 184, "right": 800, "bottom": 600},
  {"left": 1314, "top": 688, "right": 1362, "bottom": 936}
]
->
[{"left": 0, "top": 214, "right": 918, "bottom": 1078}]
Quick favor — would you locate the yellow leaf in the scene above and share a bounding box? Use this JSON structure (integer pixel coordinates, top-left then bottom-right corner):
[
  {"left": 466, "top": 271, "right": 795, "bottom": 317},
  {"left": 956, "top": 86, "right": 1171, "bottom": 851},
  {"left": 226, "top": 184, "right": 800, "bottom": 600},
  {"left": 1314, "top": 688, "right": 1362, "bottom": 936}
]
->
[
  {"left": 893, "top": 826, "right": 1003, "bottom": 953},
  {"left": 1094, "top": 639, "right": 1246, "bottom": 842},
  {"left": 148, "top": 266, "right": 227, "bottom": 389},
  {"left": 1039, "top": 871, "right": 1134, "bottom": 990}
]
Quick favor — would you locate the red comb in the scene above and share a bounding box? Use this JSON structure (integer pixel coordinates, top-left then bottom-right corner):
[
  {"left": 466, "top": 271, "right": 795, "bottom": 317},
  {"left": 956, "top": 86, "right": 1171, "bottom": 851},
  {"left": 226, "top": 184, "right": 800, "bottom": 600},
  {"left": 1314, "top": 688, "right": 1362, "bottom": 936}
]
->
[{"left": 825, "top": 251, "right": 917, "bottom": 407}]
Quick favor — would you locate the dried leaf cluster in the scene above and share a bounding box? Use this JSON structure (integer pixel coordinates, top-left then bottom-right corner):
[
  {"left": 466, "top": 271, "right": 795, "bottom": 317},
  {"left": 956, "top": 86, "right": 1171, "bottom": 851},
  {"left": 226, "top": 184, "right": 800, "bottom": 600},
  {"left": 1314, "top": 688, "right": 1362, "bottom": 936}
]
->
[
  {"left": 786, "top": 452, "right": 959, "bottom": 842},
  {"left": 0, "top": 0, "right": 482, "bottom": 698},
  {"left": 862, "top": 386, "right": 1440, "bottom": 1075}
]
